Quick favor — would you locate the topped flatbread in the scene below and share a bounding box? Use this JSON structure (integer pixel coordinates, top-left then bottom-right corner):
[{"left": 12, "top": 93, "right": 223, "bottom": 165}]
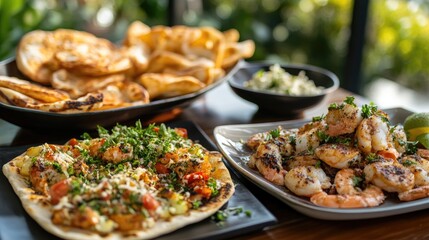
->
[{"left": 2, "top": 122, "right": 234, "bottom": 239}]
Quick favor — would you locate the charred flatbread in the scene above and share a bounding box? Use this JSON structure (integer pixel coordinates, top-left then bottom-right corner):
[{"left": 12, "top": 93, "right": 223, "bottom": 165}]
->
[
  {"left": 2, "top": 123, "right": 235, "bottom": 239},
  {"left": 0, "top": 87, "right": 103, "bottom": 112},
  {"left": 0, "top": 76, "right": 70, "bottom": 103}
]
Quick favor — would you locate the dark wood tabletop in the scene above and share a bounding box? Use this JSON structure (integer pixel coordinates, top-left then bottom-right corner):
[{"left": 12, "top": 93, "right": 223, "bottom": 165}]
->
[{"left": 1, "top": 82, "right": 427, "bottom": 240}]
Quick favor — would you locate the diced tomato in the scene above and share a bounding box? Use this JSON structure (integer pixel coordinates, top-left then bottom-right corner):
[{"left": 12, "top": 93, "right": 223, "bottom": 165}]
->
[
  {"left": 142, "top": 194, "right": 160, "bottom": 211},
  {"left": 70, "top": 148, "right": 81, "bottom": 158},
  {"left": 49, "top": 179, "right": 70, "bottom": 204},
  {"left": 44, "top": 152, "right": 54, "bottom": 161},
  {"left": 153, "top": 127, "right": 160, "bottom": 132},
  {"left": 67, "top": 138, "right": 79, "bottom": 147},
  {"left": 49, "top": 144, "right": 57, "bottom": 151},
  {"left": 184, "top": 172, "right": 209, "bottom": 184},
  {"left": 175, "top": 128, "right": 188, "bottom": 138},
  {"left": 165, "top": 152, "right": 178, "bottom": 161},
  {"left": 195, "top": 186, "right": 212, "bottom": 199},
  {"left": 155, "top": 162, "right": 170, "bottom": 174}
]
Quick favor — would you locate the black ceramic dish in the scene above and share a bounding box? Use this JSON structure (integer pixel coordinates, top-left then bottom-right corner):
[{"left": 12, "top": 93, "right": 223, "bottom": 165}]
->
[
  {"left": 0, "top": 58, "right": 236, "bottom": 130},
  {"left": 228, "top": 62, "right": 339, "bottom": 115}
]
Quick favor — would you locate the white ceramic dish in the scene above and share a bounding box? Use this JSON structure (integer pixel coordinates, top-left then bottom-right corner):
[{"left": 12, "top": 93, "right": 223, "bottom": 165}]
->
[{"left": 213, "top": 108, "right": 429, "bottom": 220}]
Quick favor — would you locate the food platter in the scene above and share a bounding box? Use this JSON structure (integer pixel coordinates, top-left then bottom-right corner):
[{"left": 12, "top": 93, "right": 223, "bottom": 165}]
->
[
  {"left": 0, "top": 120, "right": 276, "bottom": 240},
  {"left": 0, "top": 58, "right": 239, "bottom": 130},
  {"left": 212, "top": 108, "right": 429, "bottom": 220}
]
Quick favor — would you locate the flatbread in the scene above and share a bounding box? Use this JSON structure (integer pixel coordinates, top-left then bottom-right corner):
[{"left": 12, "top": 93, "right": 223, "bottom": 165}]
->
[
  {"left": 0, "top": 87, "right": 103, "bottom": 112},
  {"left": 0, "top": 76, "right": 70, "bottom": 103},
  {"left": 2, "top": 125, "right": 235, "bottom": 239},
  {"left": 138, "top": 73, "right": 206, "bottom": 99}
]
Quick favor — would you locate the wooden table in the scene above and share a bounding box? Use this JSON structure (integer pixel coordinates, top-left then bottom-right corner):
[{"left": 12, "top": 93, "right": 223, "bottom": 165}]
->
[{"left": 1, "top": 82, "right": 427, "bottom": 240}]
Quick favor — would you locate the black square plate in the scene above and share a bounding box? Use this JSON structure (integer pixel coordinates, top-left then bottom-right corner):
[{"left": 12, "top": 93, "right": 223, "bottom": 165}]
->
[{"left": 0, "top": 120, "right": 276, "bottom": 240}]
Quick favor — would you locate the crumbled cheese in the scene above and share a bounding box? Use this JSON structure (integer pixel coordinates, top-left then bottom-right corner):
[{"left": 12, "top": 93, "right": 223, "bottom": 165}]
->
[{"left": 53, "top": 196, "right": 74, "bottom": 210}]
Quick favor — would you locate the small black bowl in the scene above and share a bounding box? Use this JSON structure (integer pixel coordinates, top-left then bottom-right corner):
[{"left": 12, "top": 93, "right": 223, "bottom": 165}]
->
[{"left": 228, "top": 61, "right": 339, "bottom": 115}]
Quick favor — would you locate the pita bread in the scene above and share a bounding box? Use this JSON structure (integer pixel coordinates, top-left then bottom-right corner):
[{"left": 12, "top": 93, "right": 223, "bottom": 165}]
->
[
  {"left": 16, "top": 29, "right": 132, "bottom": 84},
  {"left": 2, "top": 126, "right": 235, "bottom": 240},
  {"left": 96, "top": 82, "right": 150, "bottom": 110},
  {"left": 0, "top": 87, "right": 103, "bottom": 112},
  {"left": 138, "top": 73, "right": 206, "bottom": 99},
  {"left": 51, "top": 69, "right": 126, "bottom": 98},
  {"left": 0, "top": 76, "right": 69, "bottom": 103}
]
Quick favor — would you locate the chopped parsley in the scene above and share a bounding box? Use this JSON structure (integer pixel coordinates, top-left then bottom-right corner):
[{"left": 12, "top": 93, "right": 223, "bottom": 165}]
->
[
  {"left": 289, "top": 135, "right": 296, "bottom": 145},
  {"left": 315, "top": 160, "right": 322, "bottom": 168},
  {"left": 405, "top": 141, "right": 419, "bottom": 155},
  {"left": 366, "top": 153, "right": 380, "bottom": 163},
  {"left": 352, "top": 176, "right": 363, "bottom": 187},
  {"left": 328, "top": 102, "right": 343, "bottom": 110},
  {"left": 269, "top": 128, "right": 281, "bottom": 139},
  {"left": 402, "top": 159, "right": 417, "bottom": 167},
  {"left": 81, "top": 132, "right": 92, "bottom": 140},
  {"left": 312, "top": 114, "right": 325, "bottom": 122},
  {"left": 207, "top": 178, "right": 219, "bottom": 196},
  {"left": 52, "top": 162, "right": 63, "bottom": 173},
  {"left": 361, "top": 102, "right": 377, "bottom": 118},
  {"left": 317, "top": 130, "right": 331, "bottom": 143},
  {"left": 344, "top": 96, "right": 356, "bottom": 107},
  {"left": 192, "top": 200, "right": 202, "bottom": 209},
  {"left": 211, "top": 207, "right": 252, "bottom": 226}
]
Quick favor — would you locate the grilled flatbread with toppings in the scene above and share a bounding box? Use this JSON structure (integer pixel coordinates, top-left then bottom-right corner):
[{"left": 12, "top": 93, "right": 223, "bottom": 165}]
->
[{"left": 2, "top": 123, "right": 235, "bottom": 239}]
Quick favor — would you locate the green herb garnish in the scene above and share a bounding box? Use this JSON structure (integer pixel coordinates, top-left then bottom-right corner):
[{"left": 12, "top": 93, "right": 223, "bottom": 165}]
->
[
  {"left": 344, "top": 96, "right": 356, "bottom": 107},
  {"left": 208, "top": 178, "right": 219, "bottom": 196},
  {"left": 352, "top": 176, "right": 363, "bottom": 187},
  {"left": 405, "top": 141, "right": 419, "bottom": 155},
  {"left": 211, "top": 207, "right": 251, "bottom": 226},
  {"left": 402, "top": 159, "right": 417, "bottom": 167},
  {"left": 269, "top": 128, "right": 281, "bottom": 138},
  {"left": 361, "top": 102, "right": 378, "bottom": 118},
  {"left": 312, "top": 114, "right": 325, "bottom": 122}
]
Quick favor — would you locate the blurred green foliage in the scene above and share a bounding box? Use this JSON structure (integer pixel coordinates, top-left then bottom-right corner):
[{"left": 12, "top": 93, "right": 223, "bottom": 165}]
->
[
  {"left": 0, "top": 0, "right": 428, "bottom": 93},
  {"left": 365, "top": 0, "right": 429, "bottom": 92},
  {"left": 0, "top": 0, "right": 167, "bottom": 60}
]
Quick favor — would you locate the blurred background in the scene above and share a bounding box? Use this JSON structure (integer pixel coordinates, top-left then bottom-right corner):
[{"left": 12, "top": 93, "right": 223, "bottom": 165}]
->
[{"left": 0, "top": 0, "right": 428, "bottom": 111}]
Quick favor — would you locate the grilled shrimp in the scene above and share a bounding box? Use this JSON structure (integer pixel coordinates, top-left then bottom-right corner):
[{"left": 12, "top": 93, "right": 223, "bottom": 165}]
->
[
  {"left": 397, "top": 154, "right": 429, "bottom": 201},
  {"left": 284, "top": 166, "right": 331, "bottom": 197},
  {"left": 296, "top": 121, "right": 326, "bottom": 153},
  {"left": 389, "top": 125, "right": 407, "bottom": 155},
  {"left": 400, "top": 154, "right": 429, "bottom": 187},
  {"left": 272, "top": 134, "right": 296, "bottom": 158},
  {"left": 247, "top": 127, "right": 297, "bottom": 155},
  {"left": 364, "top": 160, "right": 414, "bottom": 193},
  {"left": 88, "top": 138, "right": 134, "bottom": 163},
  {"left": 310, "top": 168, "right": 385, "bottom": 208},
  {"left": 325, "top": 102, "right": 362, "bottom": 137},
  {"left": 246, "top": 132, "right": 270, "bottom": 151},
  {"left": 284, "top": 153, "right": 319, "bottom": 171},
  {"left": 315, "top": 144, "right": 362, "bottom": 169},
  {"left": 356, "top": 115, "right": 398, "bottom": 158},
  {"left": 248, "top": 142, "right": 286, "bottom": 185},
  {"left": 398, "top": 186, "right": 429, "bottom": 201}
]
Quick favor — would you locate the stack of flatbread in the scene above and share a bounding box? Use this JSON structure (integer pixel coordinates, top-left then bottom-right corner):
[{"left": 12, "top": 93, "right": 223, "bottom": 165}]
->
[{"left": 0, "top": 22, "right": 255, "bottom": 113}]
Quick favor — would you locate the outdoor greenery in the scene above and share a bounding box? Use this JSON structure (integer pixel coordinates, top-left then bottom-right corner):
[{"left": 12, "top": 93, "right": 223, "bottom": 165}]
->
[{"left": 0, "top": 0, "right": 428, "bottom": 93}]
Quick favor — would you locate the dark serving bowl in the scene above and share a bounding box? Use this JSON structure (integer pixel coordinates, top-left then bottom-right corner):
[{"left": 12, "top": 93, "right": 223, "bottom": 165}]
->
[
  {"left": 228, "top": 62, "right": 339, "bottom": 115},
  {"left": 0, "top": 58, "right": 236, "bottom": 130}
]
